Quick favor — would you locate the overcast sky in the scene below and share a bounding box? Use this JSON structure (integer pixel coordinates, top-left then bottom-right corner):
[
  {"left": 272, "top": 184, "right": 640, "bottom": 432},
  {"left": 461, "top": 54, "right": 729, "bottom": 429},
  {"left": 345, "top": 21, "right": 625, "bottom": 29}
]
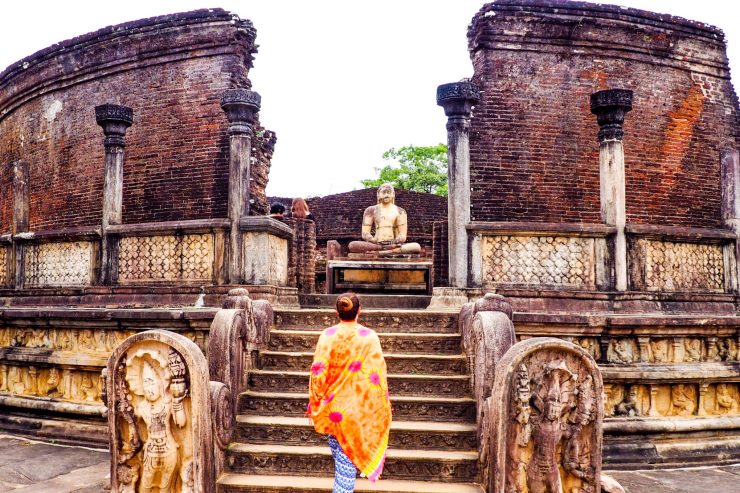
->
[{"left": 2, "top": 1, "right": 738, "bottom": 198}]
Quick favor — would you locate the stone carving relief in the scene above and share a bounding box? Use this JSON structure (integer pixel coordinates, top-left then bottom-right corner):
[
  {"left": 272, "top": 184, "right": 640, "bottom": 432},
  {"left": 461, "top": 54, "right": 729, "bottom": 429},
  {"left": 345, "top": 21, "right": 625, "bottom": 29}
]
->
[
  {"left": 106, "top": 330, "right": 212, "bottom": 493},
  {"left": 24, "top": 241, "right": 94, "bottom": 287},
  {"left": 0, "top": 364, "right": 102, "bottom": 403},
  {"left": 639, "top": 239, "right": 724, "bottom": 292},
  {"left": 0, "top": 328, "right": 137, "bottom": 353},
  {"left": 715, "top": 383, "right": 740, "bottom": 415},
  {"left": 118, "top": 234, "right": 214, "bottom": 283},
  {"left": 607, "top": 338, "right": 637, "bottom": 364},
  {"left": 491, "top": 338, "right": 602, "bottom": 493},
  {"left": 481, "top": 235, "right": 596, "bottom": 288},
  {"left": 602, "top": 383, "right": 740, "bottom": 418}
]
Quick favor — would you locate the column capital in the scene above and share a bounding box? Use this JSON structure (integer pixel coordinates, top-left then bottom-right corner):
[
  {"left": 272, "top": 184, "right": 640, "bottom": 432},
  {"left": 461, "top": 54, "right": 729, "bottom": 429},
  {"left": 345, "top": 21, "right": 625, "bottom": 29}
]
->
[
  {"left": 221, "top": 89, "right": 261, "bottom": 135},
  {"left": 590, "top": 89, "right": 633, "bottom": 142},
  {"left": 437, "top": 81, "right": 480, "bottom": 119},
  {"left": 95, "top": 104, "right": 133, "bottom": 148}
]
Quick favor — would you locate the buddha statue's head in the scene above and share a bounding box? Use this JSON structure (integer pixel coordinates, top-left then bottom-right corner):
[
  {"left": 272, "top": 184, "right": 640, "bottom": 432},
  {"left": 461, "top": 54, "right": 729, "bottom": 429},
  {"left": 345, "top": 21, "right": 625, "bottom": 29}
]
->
[{"left": 377, "top": 183, "right": 395, "bottom": 205}]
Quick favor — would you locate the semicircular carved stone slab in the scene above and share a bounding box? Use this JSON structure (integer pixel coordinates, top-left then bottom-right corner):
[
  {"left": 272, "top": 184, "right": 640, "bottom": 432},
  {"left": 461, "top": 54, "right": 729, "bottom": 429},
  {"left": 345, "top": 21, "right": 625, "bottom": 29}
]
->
[
  {"left": 490, "top": 338, "right": 603, "bottom": 493},
  {"left": 105, "top": 330, "right": 213, "bottom": 493}
]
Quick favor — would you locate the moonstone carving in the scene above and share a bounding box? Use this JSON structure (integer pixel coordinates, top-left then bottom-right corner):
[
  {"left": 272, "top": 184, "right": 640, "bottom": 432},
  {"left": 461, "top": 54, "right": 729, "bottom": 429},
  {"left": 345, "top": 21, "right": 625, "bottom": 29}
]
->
[{"left": 490, "top": 338, "right": 603, "bottom": 493}]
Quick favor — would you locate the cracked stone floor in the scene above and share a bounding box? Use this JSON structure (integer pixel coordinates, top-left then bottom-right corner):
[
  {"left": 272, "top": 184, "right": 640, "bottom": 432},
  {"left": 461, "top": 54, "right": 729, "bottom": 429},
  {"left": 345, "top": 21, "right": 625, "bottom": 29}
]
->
[{"left": 0, "top": 434, "right": 737, "bottom": 492}]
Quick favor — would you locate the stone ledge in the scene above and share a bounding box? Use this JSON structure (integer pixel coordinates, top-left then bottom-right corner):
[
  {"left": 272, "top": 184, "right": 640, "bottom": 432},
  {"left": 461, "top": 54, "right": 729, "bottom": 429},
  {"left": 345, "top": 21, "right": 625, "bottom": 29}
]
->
[
  {"left": 12, "top": 226, "right": 101, "bottom": 242},
  {"left": 106, "top": 218, "right": 230, "bottom": 236},
  {"left": 604, "top": 415, "right": 740, "bottom": 434},
  {"left": 0, "top": 347, "right": 108, "bottom": 369},
  {"left": 467, "top": 221, "right": 616, "bottom": 237},
  {"left": 601, "top": 362, "right": 740, "bottom": 381},
  {"left": 0, "top": 394, "right": 103, "bottom": 417},
  {"left": 239, "top": 217, "right": 293, "bottom": 239},
  {"left": 625, "top": 224, "right": 736, "bottom": 242}
]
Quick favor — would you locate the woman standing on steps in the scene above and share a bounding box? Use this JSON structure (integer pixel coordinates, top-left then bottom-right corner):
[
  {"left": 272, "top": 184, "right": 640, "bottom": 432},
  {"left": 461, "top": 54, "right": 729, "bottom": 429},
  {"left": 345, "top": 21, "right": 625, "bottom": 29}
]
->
[{"left": 307, "top": 293, "right": 392, "bottom": 492}]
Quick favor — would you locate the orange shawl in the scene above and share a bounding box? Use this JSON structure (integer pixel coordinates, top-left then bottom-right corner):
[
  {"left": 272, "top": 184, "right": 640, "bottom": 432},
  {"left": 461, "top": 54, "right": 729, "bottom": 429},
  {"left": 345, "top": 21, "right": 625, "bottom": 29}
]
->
[{"left": 307, "top": 321, "right": 392, "bottom": 481}]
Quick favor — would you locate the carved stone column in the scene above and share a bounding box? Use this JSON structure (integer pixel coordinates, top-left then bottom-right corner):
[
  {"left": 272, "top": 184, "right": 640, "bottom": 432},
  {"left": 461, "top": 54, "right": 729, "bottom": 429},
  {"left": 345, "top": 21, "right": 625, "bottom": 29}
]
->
[
  {"left": 591, "top": 89, "right": 632, "bottom": 291},
  {"left": 221, "top": 89, "right": 261, "bottom": 285},
  {"left": 95, "top": 104, "right": 133, "bottom": 285},
  {"left": 437, "top": 81, "right": 480, "bottom": 288},
  {"left": 721, "top": 148, "right": 740, "bottom": 292},
  {"left": 11, "top": 160, "right": 29, "bottom": 289}
]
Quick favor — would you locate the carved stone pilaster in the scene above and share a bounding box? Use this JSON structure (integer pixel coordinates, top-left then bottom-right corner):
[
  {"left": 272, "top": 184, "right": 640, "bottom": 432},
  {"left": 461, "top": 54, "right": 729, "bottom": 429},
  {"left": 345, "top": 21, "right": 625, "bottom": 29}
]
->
[
  {"left": 11, "top": 160, "right": 29, "bottom": 289},
  {"left": 221, "top": 89, "right": 261, "bottom": 284},
  {"left": 437, "top": 81, "right": 480, "bottom": 288},
  {"left": 95, "top": 104, "right": 133, "bottom": 285}
]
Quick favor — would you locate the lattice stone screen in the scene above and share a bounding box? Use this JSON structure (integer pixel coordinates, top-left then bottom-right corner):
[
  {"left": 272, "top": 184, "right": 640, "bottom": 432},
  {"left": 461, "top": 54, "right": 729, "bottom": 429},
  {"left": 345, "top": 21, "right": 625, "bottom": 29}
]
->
[
  {"left": 24, "top": 241, "right": 94, "bottom": 287},
  {"left": 118, "top": 233, "right": 214, "bottom": 283},
  {"left": 638, "top": 239, "right": 724, "bottom": 292},
  {"left": 481, "top": 235, "right": 596, "bottom": 288},
  {"left": 0, "top": 246, "right": 7, "bottom": 286}
]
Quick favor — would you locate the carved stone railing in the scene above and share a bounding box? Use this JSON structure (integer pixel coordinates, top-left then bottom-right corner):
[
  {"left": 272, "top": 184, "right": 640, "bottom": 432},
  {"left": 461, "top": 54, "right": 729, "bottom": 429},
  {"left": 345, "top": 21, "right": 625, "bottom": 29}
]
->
[
  {"left": 468, "top": 222, "right": 616, "bottom": 291},
  {"left": 626, "top": 224, "right": 737, "bottom": 293},
  {"left": 12, "top": 227, "right": 101, "bottom": 288},
  {"left": 458, "top": 293, "right": 516, "bottom": 487},
  {"left": 107, "top": 219, "right": 229, "bottom": 285}
]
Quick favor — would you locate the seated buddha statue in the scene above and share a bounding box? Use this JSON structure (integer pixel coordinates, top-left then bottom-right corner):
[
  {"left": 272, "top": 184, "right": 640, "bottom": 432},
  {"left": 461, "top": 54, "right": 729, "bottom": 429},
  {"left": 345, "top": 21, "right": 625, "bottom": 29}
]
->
[{"left": 348, "top": 183, "right": 422, "bottom": 255}]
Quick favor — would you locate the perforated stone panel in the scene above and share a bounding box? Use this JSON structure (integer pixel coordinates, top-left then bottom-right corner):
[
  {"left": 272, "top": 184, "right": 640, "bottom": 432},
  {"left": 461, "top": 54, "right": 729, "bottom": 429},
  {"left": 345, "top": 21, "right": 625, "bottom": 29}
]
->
[
  {"left": 641, "top": 239, "right": 724, "bottom": 292},
  {"left": 481, "top": 235, "right": 596, "bottom": 288},
  {"left": 0, "top": 246, "right": 7, "bottom": 285},
  {"left": 24, "top": 241, "right": 93, "bottom": 287},
  {"left": 118, "top": 233, "right": 214, "bottom": 283}
]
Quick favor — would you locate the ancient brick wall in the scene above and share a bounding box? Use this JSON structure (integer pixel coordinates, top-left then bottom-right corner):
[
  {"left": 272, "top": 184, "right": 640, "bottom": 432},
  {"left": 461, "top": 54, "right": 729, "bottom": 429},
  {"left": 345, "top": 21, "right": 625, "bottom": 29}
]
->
[
  {"left": 432, "top": 221, "right": 449, "bottom": 287},
  {"left": 0, "top": 9, "right": 274, "bottom": 233},
  {"left": 282, "top": 217, "right": 317, "bottom": 293},
  {"left": 468, "top": 0, "right": 739, "bottom": 228}
]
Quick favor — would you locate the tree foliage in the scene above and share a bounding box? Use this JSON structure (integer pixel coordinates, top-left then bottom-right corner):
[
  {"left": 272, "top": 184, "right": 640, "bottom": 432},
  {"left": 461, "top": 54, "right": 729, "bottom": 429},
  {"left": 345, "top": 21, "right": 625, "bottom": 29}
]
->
[{"left": 361, "top": 144, "right": 448, "bottom": 196}]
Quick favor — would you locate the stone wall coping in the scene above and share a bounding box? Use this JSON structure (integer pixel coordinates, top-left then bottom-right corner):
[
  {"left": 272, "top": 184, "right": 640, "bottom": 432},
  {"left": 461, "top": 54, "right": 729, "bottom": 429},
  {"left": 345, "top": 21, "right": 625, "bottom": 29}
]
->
[
  {"left": 467, "top": 221, "right": 617, "bottom": 237},
  {"left": 625, "top": 223, "right": 737, "bottom": 242},
  {"left": 515, "top": 311, "right": 740, "bottom": 329},
  {"left": 603, "top": 415, "right": 740, "bottom": 434},
  {"left": 13, "top": 226, "right": 101, "bottom": 243},
  {"left": 0, "top": 306, "right": 218, "bottom": 322},
  {"left": 328, "top": 260, "right": 433, "bottom": 269},
  {"left": 0, "top": 394, "right": 103, "bottom": 417},
  {"left": 0, "top": 234, "right": 11, "bottom": 244},
  {"left": 0, "top": 347, "right": 107, "bottom": 370},
  {"left": 601, "top": 361, "right": 740, "bottom": 382},
  {"left": 239, "top": 216, "right": 293, "bottom": 239},
  {"left": 106, "top": 218, "right": 230, "bottom": 236},
  {"left": 494, "top": 287, "right": 737, "bottom": 303}
]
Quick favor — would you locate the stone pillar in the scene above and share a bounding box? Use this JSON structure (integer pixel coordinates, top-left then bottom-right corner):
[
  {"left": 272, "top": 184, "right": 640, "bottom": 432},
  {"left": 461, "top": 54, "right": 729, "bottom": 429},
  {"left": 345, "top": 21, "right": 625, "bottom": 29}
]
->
[
  {"left": 437, "top": 81, "right": 480, "bottom": 288},
  {"left": 721, "top": 148, "right": 740, "bottom": 291},
  {"left": 11, "top": 160, "right": 29, "bottom": 289},
  {"left": 95, "top": 104, "right": 133, "bottom": 285},
  {"left": 221, "top": 89, "right": 261, "bottom": 285},
  {"left": 591, "top": 89, "right": 633, "bottom": 291}
]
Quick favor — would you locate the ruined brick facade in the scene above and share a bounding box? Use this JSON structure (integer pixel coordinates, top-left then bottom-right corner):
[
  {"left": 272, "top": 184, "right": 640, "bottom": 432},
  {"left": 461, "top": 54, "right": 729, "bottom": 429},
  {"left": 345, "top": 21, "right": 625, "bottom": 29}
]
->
[
  {"left": 468, "top": 0, "right": 739, "bottom": 228},
  {"left": 0, "top": 9, "right": 274, "bottom": 233}
]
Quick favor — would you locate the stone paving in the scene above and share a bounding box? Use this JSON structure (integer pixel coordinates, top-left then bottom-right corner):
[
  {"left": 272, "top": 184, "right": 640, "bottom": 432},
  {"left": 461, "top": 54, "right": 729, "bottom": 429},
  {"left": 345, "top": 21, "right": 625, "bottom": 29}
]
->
[{"left": 0, "top": 434, "right": 737, "bottom": 492}]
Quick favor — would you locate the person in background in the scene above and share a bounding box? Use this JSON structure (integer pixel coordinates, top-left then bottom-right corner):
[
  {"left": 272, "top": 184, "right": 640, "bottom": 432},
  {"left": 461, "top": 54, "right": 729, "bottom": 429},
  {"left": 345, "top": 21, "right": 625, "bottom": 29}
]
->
[
  {"left": 307, "top": 293, "right": 392, "bottom": 492},
  {"left": 291, "top": 197, "right": 314, "bottom": 220},
  {"left": 269, "top": 202, "right": 286, "bottom": 218}
]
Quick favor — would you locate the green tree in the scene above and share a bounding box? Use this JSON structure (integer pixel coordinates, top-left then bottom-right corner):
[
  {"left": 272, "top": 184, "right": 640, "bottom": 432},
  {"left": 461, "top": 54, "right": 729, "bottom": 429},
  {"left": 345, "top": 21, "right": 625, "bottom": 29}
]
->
[{"left": 361, "top": 144, "right": 448, "bottom": 196}]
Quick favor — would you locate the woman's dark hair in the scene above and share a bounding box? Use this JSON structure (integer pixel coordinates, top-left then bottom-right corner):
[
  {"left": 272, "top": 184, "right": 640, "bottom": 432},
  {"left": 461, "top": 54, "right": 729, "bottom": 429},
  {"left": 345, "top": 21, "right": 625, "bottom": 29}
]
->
[
  {"left": 336, "top": 292, "right": 361, "bottom": 321},
  {"left": 270, "top": 202, "right": 286, "bottom": 215}
]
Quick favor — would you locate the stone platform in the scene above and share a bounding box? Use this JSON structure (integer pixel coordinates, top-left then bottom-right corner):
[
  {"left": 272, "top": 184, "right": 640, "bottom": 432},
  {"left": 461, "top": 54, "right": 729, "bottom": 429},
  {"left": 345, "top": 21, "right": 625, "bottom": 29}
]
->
[
  {"left": 326, "top": 259, "right": 432, "bottom": 295},
  {"left": 0, "top": 433, "right": 737, "bottom": 493}
]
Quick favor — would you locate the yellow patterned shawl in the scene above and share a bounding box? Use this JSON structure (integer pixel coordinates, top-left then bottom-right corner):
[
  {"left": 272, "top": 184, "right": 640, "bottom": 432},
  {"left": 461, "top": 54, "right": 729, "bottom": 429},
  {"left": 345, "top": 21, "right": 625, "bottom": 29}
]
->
[{"left": 307, "top": 321, "right": 392, "bottom": 481}]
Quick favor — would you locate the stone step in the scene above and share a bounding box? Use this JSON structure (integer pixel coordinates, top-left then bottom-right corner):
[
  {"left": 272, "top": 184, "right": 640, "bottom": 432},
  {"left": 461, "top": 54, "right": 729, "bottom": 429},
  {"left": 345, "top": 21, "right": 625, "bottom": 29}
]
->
[
  {"left": 239, "top": 391, "right": 477, "bottom": 422},
  {"left": 259, "top": 351, "right": 468, "bottom": 375},
  {"left": 218, "top": 473, "right": 485, "bottom": 493},
  {"left": 274, "top": 309, "right": 458, "bottom": 333},
  {"left": 268, "top": 330, "right": 462, "bottom": 355},
  {"left": 226, "top": 443, "right": 479, "bottom": 483},
  {"left": 249, "top": 370, "right": 471, "bottom": 397},
  {"left": 236, "top": 415, "right": 478, "bottom": 451}
]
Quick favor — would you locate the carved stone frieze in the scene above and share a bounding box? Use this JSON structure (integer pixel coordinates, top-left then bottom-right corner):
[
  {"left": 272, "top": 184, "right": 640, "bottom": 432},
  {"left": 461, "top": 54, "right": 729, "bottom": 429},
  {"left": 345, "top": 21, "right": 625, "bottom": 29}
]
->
[
  {"left": 490, "top": 338, "right": 603, "bottom": 493},
  {"left": 106, "top": 330, "right": 213, "bottom": 493},
  {"left": 602, "top": 383, "right": 740, "bottom": 418},
  {"left": 481, "top": 235, "right": 596, "bottom": 288},
  {"left": 24, "top": 241, "right": 94, "bottom": 287},
  {"left": 118, "top": 233, "right": 214, "bottom": 283},
  {"left": 267, "top": 331, "right": 461, "bottom": 354},
  {"left": 638, "top": 239, "right": 724, "bottom": 292},
  {"left": 0, "top": 328, "right": 136, "bottom": 353},
  {"left": 274, "top": 310, "right": 458, "bottom": 333},
  {"left": 0, "top": 364, "right": 103, "bottom": 403}
]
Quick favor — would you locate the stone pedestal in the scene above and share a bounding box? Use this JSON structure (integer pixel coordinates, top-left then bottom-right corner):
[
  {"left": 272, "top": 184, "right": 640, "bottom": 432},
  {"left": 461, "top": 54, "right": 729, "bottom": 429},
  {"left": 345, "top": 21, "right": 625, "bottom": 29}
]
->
[
  {"left": 241, "top": 217, "right": 291, "bottom": 286},
  {"left": 327, "top": 259, "right": 432, "bottom": 295}
]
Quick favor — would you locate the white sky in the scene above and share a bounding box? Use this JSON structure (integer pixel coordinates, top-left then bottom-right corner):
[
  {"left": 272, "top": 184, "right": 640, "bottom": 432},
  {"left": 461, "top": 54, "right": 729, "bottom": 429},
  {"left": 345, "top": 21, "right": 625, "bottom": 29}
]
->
[{"left": 1, "top": 1, "right": 739, "bottom": 198}]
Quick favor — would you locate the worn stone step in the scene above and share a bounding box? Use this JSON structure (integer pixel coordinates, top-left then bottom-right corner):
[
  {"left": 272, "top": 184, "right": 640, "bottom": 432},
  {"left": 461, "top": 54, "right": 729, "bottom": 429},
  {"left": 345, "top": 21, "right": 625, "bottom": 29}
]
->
[
  {"left": 268, "top": 330, "right": 462, "bottom": 355},
  {"left": 274, "top": 309, "right": 458, "bottom": 333},
  {"left": 218, "top": 473, "right": 485, "bottom": 493},
  {"left": 249, "top": 370, "right": 471, "bottom": 397},
  {"left": 236, "top": 415, "right": 478, "bottom": 451},
  {"left": 239, "top": 391, "right": 477, "bottom": 422},
  {"left": 259, "top": 351, "right": 468, "bottom": 375},
  {"left": 226, "top": 443, "right": 479, "bottom": 482}
]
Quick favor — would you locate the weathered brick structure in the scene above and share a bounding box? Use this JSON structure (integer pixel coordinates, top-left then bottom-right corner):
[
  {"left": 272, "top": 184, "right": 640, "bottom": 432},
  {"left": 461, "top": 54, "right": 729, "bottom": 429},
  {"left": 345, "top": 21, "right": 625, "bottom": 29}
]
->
[
  {"left": 0, "top": 9, "right": 274, "bottom": 232},
  {"left": 467, "top": 0, "right": 738, "bottom": 227}
]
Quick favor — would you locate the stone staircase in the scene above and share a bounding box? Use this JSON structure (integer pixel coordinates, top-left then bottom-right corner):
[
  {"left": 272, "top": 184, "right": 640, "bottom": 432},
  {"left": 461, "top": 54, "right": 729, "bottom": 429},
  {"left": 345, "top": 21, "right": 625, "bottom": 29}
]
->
[{"left": 217, "top": 308, "right": 485, "bottom": 492}]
